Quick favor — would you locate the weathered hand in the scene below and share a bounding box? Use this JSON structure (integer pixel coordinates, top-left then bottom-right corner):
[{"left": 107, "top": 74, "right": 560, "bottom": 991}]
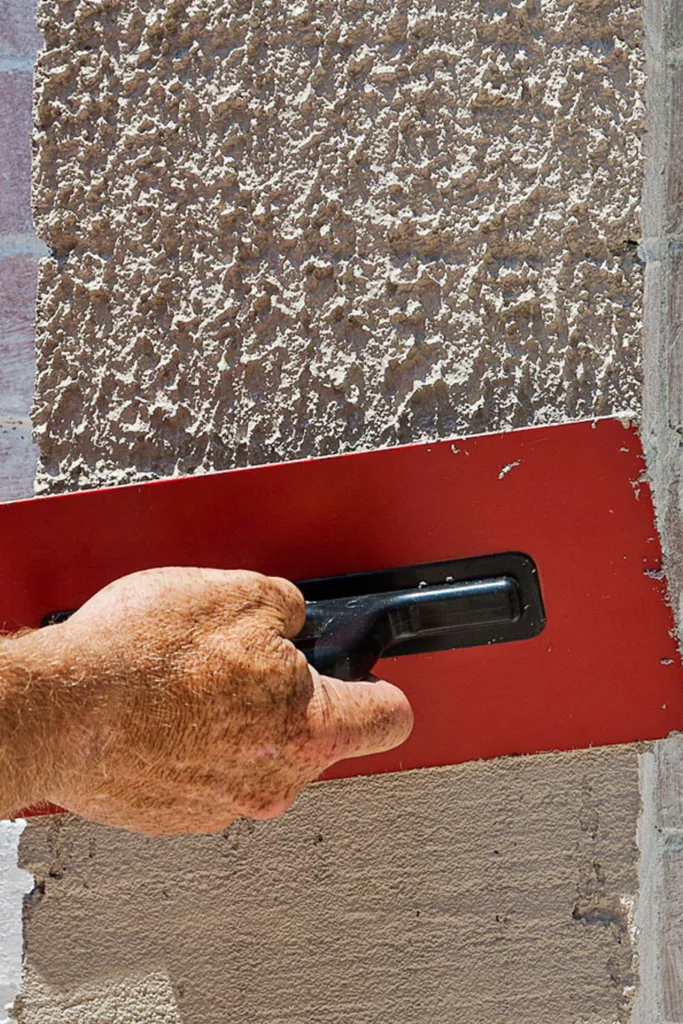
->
[{"left": 3, "top": 568, "right": 413, "bottom": 835}]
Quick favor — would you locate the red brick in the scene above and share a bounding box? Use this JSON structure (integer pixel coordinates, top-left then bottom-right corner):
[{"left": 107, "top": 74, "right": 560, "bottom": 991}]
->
[
  {"left": 0, "top": 253, "right": 37, "bottom": 415},
  {"left": 0, "top": 0, "right": 42, "bottom": 58},
  {"left": 0, "top": 71, "right": 33, "bottom": 234}
]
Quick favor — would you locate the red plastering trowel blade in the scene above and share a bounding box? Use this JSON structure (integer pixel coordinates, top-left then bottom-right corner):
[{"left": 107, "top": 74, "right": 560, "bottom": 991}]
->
[{"left": 2, "top": 416, "right": 682, "bottom": 818}]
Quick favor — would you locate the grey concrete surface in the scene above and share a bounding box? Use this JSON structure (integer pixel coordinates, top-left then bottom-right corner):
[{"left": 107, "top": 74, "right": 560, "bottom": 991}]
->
[
  {"left": 19, "top": 750, "right": 641, "bottom": 1024},
  {"left": 636, "top": 0, "right": 683, "bottom": 1015},
  {"left": 32, "top": 0, "right": 644, "bottom": 492},
  {"left": 635, "top": 736, "right": 683, "bottom": 1023},
  {"left": 0, "top": 4, "right": 43, "bottom": 1018},
  {"left": 641, "top": 0, "right": 683, "bottom": 634},
  {"left": 0, "top": 0, "right": 43, "bottom": 502}
]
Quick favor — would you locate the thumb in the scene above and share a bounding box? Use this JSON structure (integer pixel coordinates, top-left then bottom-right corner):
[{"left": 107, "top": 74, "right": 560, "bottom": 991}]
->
[{"left": 307, "top": 670, "right": 414, "bottom": 766}]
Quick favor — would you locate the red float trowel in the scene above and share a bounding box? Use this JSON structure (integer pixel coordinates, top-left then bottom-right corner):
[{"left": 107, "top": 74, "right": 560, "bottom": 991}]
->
[{"left": 1, "top": 416, "right": 682, "bottom": 817}]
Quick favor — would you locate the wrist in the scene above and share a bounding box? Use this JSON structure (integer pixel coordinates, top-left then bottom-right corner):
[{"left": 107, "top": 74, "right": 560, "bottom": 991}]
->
[{"left": 0, "top": 627, "right": 70, "bottom": 814}]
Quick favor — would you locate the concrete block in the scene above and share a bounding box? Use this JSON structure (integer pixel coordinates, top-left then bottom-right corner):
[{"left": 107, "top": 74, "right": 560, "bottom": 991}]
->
[
  {"left": 668, "top": 252, "right": 683, "bottom": 430},
  {"left": 643, "top": 258, "right": 664, "bottom": 441},
  {"left": 643, "top": 55, "right": 666, "bottom": 240},
  {"left": 649, "top": 0, "right": 665, "bottom": 51},
  {"left": 666, "top": 0, "right": 683, "bottom": 48},
  {"left": 0, "top": 72, "right": 34, "bottom": 235},
  {"left": 0, "top": 822, "right": 31, "bottom": 1023},
  {"left": 661, "top": 848, "right": 683, "bottom": 1022},
  {"left": 653, "top": 734, "right": 683, "bottom": 831},
  {"left": 0, "top": 254, "right": 37, "bottom": 416},
  {"left": 0, "top": 415, "right": 35, "bottom": 500},
  {"left": 0, "top": 0, "right": 42, "bottom": 59},
  {"left": 667, "top": 66, "right": 683, "bottom": 238}
]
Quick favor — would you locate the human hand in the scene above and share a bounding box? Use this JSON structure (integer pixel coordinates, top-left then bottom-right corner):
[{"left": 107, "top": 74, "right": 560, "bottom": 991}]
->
[{"left": 2, "top": 568, "right": 413, "bottom": 834}]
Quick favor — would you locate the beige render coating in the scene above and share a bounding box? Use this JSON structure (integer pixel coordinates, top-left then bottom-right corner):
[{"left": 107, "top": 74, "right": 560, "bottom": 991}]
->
[
  {"left": 32, "top": 0, "right": 643, "bottom": 490},
  {"left": 21, "top": 0, "right": 651, "bottom": 1021},
  {"left": 19, "top": 751, "right": 641, "bottom": 1024}
]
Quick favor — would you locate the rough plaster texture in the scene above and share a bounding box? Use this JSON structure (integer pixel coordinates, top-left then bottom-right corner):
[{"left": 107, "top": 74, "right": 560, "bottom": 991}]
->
[
  {"left": 32, "top": 0, "right": 645, "bottom": 491},
  {"left": 18, "top": 750, "right": 641, "bottom": 1024}
]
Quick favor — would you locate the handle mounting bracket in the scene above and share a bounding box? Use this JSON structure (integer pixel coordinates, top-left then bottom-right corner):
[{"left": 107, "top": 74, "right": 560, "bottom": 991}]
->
[{"left": 296, "top": 552, "right": 545, "bottom": 680}]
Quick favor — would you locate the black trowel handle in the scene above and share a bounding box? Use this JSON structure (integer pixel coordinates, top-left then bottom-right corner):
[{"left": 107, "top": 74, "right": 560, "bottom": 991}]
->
[
  {"left": 294, "top": 567, "right": 545, "bottom": 680},
  {"left": 42, "top": 554, "right": 545, "bottom": 683}
]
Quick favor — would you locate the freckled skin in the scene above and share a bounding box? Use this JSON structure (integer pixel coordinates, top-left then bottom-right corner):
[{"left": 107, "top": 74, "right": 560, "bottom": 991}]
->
[{"left": 0, "top": 568, "right": 414, "bottom": 835}]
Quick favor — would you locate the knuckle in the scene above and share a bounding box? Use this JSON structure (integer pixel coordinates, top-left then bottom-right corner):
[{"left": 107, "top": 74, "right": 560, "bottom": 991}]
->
[
  {"left": 211, "top": 570, "right": 272, "bottom": 613},
  {"left": 230, "top": 569, "right": 271, "bottom": 594},
  {"left": 269, "top": 576, "right": 305, "bottom": 614},
  {"left": 241, "top": 626, "right": 304, "bottom": 683},
  {"left": 222, "top": 573, "right": 305, "bottom": 628},
  {"left": 264, "top": 577, "right": 306, "bottom": 631}
]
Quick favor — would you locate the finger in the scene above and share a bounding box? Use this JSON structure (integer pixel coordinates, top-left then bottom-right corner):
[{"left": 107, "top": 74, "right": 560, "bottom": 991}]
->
[{"left": 306, "top": 670, "right": 414, "bottom": 764}]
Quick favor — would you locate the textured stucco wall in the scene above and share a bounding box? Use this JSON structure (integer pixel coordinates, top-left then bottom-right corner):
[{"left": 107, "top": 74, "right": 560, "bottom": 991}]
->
[
  {"left": 22, "top": 0, "right": 650, "bottom": 1021},
  {"left": 32, "top": 0, "right": 644, "bottom": 491}
]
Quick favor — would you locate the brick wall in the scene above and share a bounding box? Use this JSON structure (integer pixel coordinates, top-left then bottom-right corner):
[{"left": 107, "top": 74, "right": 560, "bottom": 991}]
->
[
  {"left": 0, "top": 0, "right": 43, "bottom": 502},
  {"left": 0, "top": 6, "right": 43, "bottom": 1024}
]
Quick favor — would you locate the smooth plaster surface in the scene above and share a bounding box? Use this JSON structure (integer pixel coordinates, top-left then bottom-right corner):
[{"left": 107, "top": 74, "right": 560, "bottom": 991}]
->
[
  {"left": 32, "top": 0, "right": 644, "bottom": 491},
  {"left": 19, "top": 751, "right": 641, "bottom": 1024},
  {"left": 23, "top": 0, "right": 650, "bottom": 1021}
]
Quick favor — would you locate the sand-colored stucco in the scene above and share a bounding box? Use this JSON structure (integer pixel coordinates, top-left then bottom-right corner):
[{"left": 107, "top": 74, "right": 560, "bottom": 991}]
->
[
  {"left": 32, "top": 0, "right": 643, "bottom": 491},
  {"left": 19, "top": 750, "right": 641, "bottom": 1024}
]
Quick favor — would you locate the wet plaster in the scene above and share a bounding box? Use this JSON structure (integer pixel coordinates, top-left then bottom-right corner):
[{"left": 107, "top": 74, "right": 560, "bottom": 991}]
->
[{"left": 18, "top": 750, "right": 641, "bottom": 1024}]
